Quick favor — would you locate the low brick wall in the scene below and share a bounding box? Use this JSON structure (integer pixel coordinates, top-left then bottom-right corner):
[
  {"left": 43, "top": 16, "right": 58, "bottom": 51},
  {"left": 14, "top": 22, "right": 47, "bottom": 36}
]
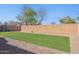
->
[
  {"left": 21, "top": 24, "right": 79, "bottom": 35},
  {"left": 7, "top": 26, "right": 20, "bottom": 31},
  {"left": 0, "top": 25, "right": 21, "bottom": 31}
]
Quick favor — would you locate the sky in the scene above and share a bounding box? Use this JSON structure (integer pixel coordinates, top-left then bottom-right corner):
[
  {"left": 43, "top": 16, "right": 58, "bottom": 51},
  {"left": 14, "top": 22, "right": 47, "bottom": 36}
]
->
[{"left": 0, "top": 4, "right": 79, "bottom": 24}]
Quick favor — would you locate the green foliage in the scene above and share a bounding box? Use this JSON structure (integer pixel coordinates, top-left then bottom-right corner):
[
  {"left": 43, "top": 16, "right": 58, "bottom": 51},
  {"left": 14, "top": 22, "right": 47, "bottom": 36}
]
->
[
  {"left": 59, "top": 16, "right": 76, "bottom": 24},
  {"left": 76, "top": 16, "right": 79, "bottom": 22},
  {"left": 77, "top": 16, "right": 79, "bottom": 20},
  {"left": 17, "top": 6, "right": 37, "bottom": 25}
]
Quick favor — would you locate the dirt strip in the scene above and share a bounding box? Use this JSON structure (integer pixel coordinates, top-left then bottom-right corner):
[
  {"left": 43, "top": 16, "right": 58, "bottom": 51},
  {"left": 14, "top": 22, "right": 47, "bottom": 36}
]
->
[{"left": 70, "top": 35, "right": 79, "bottom": 54}]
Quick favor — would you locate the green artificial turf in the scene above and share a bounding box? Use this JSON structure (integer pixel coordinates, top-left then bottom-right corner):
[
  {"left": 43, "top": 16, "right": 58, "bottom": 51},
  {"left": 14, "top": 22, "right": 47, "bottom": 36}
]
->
[{"left": 0, "top": 32, "right": 70, "bottom": 52}]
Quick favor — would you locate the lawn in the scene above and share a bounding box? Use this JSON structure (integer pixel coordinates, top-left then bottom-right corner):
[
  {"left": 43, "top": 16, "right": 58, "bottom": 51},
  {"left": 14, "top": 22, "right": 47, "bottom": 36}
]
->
[{"left": 0, "top": 32, "right": 70, "bottom": 52}]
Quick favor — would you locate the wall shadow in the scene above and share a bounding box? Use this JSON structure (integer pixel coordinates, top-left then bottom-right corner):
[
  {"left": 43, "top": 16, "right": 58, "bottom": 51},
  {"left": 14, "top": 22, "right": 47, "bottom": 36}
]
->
[{"left": 0, "top": 37, "right": 35, "bottom": 54}]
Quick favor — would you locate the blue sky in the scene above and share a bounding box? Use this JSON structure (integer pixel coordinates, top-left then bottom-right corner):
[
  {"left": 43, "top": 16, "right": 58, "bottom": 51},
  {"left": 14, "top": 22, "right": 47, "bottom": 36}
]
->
[{"left": 0, "top": 4, "right": 79, "bottom": 24}]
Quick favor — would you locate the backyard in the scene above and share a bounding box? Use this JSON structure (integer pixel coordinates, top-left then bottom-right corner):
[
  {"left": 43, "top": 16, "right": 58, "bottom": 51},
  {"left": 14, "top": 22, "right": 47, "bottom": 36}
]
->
[{"left": 0, "top": 32, "right": 70, "bottom": 52}]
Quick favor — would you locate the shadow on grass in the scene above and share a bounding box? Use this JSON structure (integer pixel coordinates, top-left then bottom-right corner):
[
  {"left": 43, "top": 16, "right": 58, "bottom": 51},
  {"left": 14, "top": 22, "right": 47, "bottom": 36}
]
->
[{"left": 0, "top": 37, "right": 35, "bottom": 54}]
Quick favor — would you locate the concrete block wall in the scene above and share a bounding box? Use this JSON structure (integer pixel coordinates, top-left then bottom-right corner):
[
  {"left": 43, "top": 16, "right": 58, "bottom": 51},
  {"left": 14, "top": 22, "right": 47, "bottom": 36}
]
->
[{"left": 21, "top": 24, "right": 78, "bottom": 35}]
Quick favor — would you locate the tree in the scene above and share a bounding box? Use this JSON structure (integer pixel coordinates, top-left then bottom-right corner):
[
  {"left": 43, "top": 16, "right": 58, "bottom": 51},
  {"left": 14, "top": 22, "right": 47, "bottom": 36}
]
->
[
  {"left": 59, "top": 16, "right": 76, "bottom": 24},
  {"left": 17, "top": 6, "right": 37, "bottom": 25},
  {"left": 37, "top": 8, "right": 46, "bottom": 25},
  {"left": 76, "top": 16, "right": 79, "bottom": 23}
]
